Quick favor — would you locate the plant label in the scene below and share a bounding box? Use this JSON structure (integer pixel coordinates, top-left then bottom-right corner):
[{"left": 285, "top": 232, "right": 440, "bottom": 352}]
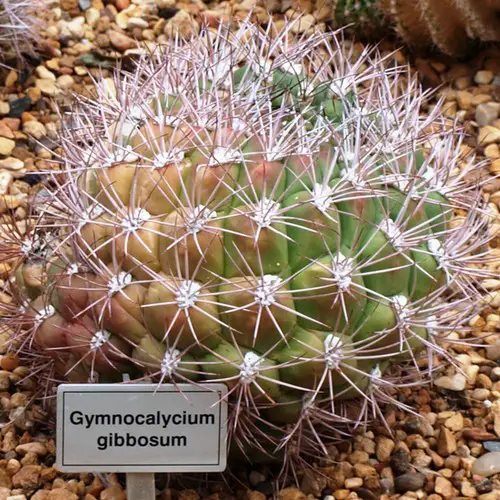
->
[{"left": 56, "top": 383, "right": 228, "bottom": 472}]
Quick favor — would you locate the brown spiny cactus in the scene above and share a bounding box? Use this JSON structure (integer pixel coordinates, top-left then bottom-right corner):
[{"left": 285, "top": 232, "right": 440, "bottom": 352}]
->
[{"left": 330, "top": 0, "right": 500, "bottom": 56}]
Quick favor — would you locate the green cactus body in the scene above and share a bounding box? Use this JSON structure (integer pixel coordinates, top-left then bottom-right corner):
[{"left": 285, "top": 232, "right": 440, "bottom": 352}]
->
[
  {"left": 15, "top": 21, "right": 490, "bottom": 466},
  {"left": 332, "top": 0, "right": 387, "bottom": 32}
]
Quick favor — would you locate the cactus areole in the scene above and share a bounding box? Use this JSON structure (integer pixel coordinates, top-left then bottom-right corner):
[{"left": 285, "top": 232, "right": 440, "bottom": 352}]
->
[{"left": 13, "top": 21, "right": 491, "bottom": 465}]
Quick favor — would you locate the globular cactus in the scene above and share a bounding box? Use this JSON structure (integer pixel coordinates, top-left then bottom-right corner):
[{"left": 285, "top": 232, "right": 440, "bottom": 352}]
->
[
  {"left": 0, "top": 0, "right": 44, "bottom": 65},
  {"left": 7, "top": 20, "right": 493, "bottom": 467},
  {"left": 330, "top": 0, "right": 500, "bottom": 56}
]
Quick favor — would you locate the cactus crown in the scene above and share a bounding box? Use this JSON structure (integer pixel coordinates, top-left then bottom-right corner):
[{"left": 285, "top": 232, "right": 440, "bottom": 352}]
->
[{"left": 8, "top": 19, "right": 492, "bottom": 465}]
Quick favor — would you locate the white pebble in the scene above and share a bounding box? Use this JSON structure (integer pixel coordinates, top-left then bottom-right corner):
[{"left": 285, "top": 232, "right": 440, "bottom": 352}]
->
[{"left": 471, "top": 452, "right": 500, "bottom": 477}]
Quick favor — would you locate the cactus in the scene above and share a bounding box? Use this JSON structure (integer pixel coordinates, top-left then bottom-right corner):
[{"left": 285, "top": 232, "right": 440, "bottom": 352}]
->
[
  {"left": 0, "top": 0, "right": 44, "bottom": 65},
  {"left": 7, "top": 20, "right": 492, "bottom": 466},
  {"left": 330, "top": 0, "right": 500, "bottom": 56}
]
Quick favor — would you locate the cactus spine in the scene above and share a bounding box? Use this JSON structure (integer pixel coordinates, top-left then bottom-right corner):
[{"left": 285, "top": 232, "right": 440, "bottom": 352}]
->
[
  {"left": 0, "top": 0, "right": 44, "bottom": 65},
  {"left": 6, "top": 20, "right": 492, "bottom": 466}
]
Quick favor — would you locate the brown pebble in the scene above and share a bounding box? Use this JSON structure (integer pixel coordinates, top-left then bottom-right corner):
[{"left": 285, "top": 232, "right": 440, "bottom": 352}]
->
[
  {"left": 2, "top": 119, "right": 20, "bottom": 132},
  {"left": 0, "top": 122, "right": 14, "bottom": 139},
  {"left": 0, "top": 468, "right": 12, "bottom": 488},
  {"left": 100, "top": 486, "right": 126, "bottom": 500},
  {"left": 437, "top": 427, "right": 457, "bottom": 457},
  {"left": 345, "top": 477, "right": 363, "bottom": 489},
  {"left": 31, "top": 491, "right": 51, "bottom": 500},
  {"left": 5, "top": 71, "right": 18, "bottom": 87},
  {"left": 15, "top": 442, "right": 48, "bottom": 456},
  {"left": 434, "top": 476, "right": 457, "bottom": 497},
  {"left": 11, "top": 465, "right": 40, "bottom": 488},
  {"left": 0, "top": 354, "right": 19, "bottom": 371},
  {"left": 243, "top": 491, "right": 266, "bottom": 500},
  {"left": 48, "top": 488, "right": 78, "bottom": 500},
  {"left": 277, "top": 488, "right": 306, "bottom": 500},
  {"left": 60, "top": 0, "right": 78, "bottom": 9},
  {"left": 115, "top": 0, "right": 130, "bottom": 9},
  {"left": 6, "top": 458, "right": 21, "bottom": 475},
  {"left": 107, "top": 30, "right": 136, "bottom": 51}
]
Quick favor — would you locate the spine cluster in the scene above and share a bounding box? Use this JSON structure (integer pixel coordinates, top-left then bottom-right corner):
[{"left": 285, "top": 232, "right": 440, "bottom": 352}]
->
[{"left": 4, "top": 20, "right": 493, "bottom": 465}]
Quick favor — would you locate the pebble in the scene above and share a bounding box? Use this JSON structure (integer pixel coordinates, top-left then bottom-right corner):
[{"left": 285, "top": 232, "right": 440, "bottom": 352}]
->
[
  {"left": 471, "top": 452, "right": 500, "bottom": 477},
  {"left": 434, "top": 476, "right": 456, "bottom": 497},
  {"left": 47, "top": 489, "right": 78, "bottom": 500},
  {"left": 456, "top": 90, "right": 473, "bottom": 109},
  {"left": 0, "top": 103, "right": 9, "bottom": 117},
  {"left": 376, "top": 437, "right": 395, "bottom": 462},
  {"left": 405, "top": 418, "right": 435, "bottom": 437},
  {"left": 455, "top": 76, "right": 472, "bottom": 90},
  {"left": 67, "top": 17, "right": 85, "bottom": 39},
  {"left": 155, "top": 0, "right": 175, "bottom": 8},
  {"left": 444, "top": 412, "right": 464, "bottom": 431},
  {"left": 479, "top": 126, "right": 500, "bottom": 145},
  {"left": 0, "top": 138, "right": 15, "bottom": 156},
  {"left": 22, "top": 121, "right": 46, "bottom": 140},
  {"left": 56, "top": 75, "right": 75, "bottom": 90},
  {"left": 473, "top": 94, "right": 494, "bottom": 106},
  {"left": 490, "top": 158, "right": 500, "bottom": 175},
  {"left": 390, "top": 448, "right": 412, "bottom": 475},
  {"left": 434, "top": 373, "right": 466, "bottom": 391},
  {"left": 483, "top": 441, "right": 500, "bottom": 452},
  {"left": 472, "top": 388, "right": 491, "bottom": 400},
  {"left": 0, "top": 122, "right": 14, "bottom": 139},
  {"left": 0, "top": 170, "right": 12, "bottom": 195},
  {"left": 290, "top": 14, "right": 315, "bottom": 34},
  {"left": 115, "top": 12, "right": 129, "bottom": 29},
  {"left": 277, "top": 488, "right": 306, "bottom": 500},
  {"left": 108, "top": 30, "right": 136, "bottom": 51},
  {"left": 0, "top": 158, "right": 24, "bottom": 171},
  {"left": 35, "top": 80, "right": 59, "bottom": 97},
  {"left": 412, "top": 453, "right": 432, "bottom": 468},
  {"left": 485, "top": 143, "right": 500, "bottom": 158},
  {"left": 7, "top": 98, "right": 30, "bottom": 119},
  {"left": 476, "top": 103, "right": 500, "bottom": 127},
  {"left": 462, "top": 481, "right": 478, "bottom": 497},
  {"left": 35, "top": 66, "right": 56, "bottom": 82},
  {"left": 487, "top": 340, "right": 500, "bottom": 361},
  {"left": 438, "top": 427, "right": 457, "bottom": 457},
  {"left": 482, "top": 278, "right": 500, "bottom": 290},
  {"left": 164, "top": 10, "right": 198, "bottom": 38},
  {"left": 127, "top": 17, "right": 148, "bottom": 29},
  {"left": 492, "top": 401, "right": 500, "bottom": 436},
  {"left": 14, "top": 443, "right": 47, "bottom": 456},
  {"left": 11, "top": 466, "right": 40, "bottom": 489},
  {"left": 475, "top": 70, "right": 494, "bottom": 85},
  {"left": 6, "top": 460, "right": 20, "bottom": 476},
  {"left": 344, "top": 478, "right": 362, "bottom": 489},
  {"left": 394, "top": 473, "right": 425, "bottom": 493},
  {"left": 85, "top": 7, "right": 100, "bottom": 27},
  {"left": 249, "top": 471, "right": 266, "bottom": 487},
  {"left": 4, "top": 71, "right": 18, "bottom": 88}
]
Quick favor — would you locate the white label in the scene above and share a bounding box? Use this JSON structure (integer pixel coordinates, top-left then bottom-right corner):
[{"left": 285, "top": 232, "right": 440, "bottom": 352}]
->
[{"left": 56, "top": 383, "right": 228, "bottom": 473}]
